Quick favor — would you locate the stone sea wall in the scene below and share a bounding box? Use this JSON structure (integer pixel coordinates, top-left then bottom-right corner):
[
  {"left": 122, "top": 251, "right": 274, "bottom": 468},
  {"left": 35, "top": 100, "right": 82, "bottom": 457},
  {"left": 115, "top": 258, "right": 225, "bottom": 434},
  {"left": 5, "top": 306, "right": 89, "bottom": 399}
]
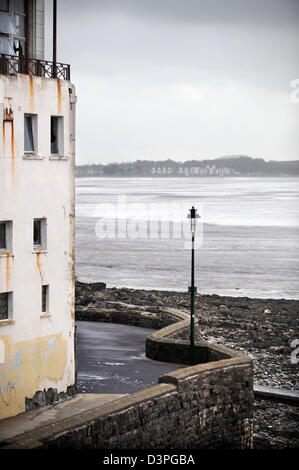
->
[
  {"left": 2, "top": 305, "right": 253, "bottom": 449},
  {"left": 43, "top": 359, "right": 253, "bottom": 449}
]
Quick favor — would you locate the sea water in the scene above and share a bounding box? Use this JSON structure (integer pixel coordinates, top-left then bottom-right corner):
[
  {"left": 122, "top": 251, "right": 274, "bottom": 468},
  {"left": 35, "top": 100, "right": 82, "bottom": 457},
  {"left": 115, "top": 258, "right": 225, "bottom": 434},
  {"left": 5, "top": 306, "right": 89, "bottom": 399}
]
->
[{"left": 75, "top": 177, "right": 299, "bottom": 299}]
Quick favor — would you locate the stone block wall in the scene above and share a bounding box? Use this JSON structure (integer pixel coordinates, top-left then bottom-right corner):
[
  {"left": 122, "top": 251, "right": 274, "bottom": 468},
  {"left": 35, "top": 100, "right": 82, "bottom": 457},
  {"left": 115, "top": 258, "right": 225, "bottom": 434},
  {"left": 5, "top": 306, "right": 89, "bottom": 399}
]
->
[
  {"left": 40, "top": 358, "right": 253, "bottom": 449},
  {"left": 3, "top": 306, "right": 254, "bottom": 449}
]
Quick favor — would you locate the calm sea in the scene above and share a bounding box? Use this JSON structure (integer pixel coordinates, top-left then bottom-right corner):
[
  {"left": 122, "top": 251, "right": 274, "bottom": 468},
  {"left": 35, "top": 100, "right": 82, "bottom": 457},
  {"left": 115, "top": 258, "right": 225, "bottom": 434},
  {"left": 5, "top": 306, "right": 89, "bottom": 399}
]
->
[{"left": 75, "top": 177, "right": 299, "bottom": 300}]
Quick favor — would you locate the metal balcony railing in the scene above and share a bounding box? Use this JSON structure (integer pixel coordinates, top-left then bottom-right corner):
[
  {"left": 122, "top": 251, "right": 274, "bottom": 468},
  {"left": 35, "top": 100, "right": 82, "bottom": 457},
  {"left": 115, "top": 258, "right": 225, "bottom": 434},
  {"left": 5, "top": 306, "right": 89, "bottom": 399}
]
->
[{"left": 0, "top": 54, "right": 70, "bottom": 80}]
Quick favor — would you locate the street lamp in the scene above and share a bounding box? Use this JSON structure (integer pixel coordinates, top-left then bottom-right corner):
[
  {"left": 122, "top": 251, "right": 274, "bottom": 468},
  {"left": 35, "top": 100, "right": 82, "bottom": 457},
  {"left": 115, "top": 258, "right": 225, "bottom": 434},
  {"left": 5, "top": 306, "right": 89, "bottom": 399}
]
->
[{"left": 187, "top": 206, "right": 200, "bottom": 365}]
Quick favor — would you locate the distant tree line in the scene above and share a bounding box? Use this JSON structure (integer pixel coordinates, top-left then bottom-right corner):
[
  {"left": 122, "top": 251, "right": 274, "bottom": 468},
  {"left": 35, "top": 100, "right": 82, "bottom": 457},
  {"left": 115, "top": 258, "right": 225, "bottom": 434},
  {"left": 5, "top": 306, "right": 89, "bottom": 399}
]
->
[{"left": 75, "top": 156, "right": 299, "bottom": 177}]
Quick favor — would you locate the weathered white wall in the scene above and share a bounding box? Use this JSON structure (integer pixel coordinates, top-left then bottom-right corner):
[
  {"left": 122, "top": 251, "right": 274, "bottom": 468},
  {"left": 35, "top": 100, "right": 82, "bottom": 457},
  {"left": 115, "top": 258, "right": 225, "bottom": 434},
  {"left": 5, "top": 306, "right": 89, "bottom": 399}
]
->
[{"left": 0, "top": 73, "right": 76, "bottom": 419}]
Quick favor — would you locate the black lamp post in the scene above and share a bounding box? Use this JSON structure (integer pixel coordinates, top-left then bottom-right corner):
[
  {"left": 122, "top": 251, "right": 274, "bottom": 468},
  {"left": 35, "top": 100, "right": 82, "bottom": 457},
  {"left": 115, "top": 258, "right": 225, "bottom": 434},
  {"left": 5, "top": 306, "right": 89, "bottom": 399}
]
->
[{"left": 188, "top": 206, "right": 200, "bottom": 365}]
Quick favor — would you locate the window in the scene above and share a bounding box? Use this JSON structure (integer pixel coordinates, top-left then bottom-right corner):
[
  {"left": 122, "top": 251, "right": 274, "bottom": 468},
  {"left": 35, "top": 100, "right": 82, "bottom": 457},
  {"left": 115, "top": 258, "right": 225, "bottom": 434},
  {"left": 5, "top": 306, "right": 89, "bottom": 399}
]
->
[
  {"left": 0, "top": 292, "right": 12, "bottom": 321},
  {"left": 33, "top": 218, "right": 47, "bottom": 250},
  {"left": 0, "top": 35, "right": 12, "bottom": 54},
  {"left": 13, "top": 0, "right": 25, "bottom": 39},
  {"left": 13, "top": 38, "right": 25, "bottom": 56},
  {"left": 24, "top": 114, "right": 37, "bottom": 153},
  {"left": 0, "top": 0, "right": 27, "bottom": 58},
  {"left": 51, "top": 116, "right": 64, "bottom": 155},
  {"left": 0, "top": 221, "right": 12, "bottom": 252},
  {"left": 13, "top": 0, "right": 25, "bottom": 14},
  {"left": 42, "top": 285, "right": 49, "bottom": 313},
  {"left": 0, "top": 0, "right": 9, "bottom": 12},
  {"left": 0, "top": 223, "right": 5, "bottom": 250}
]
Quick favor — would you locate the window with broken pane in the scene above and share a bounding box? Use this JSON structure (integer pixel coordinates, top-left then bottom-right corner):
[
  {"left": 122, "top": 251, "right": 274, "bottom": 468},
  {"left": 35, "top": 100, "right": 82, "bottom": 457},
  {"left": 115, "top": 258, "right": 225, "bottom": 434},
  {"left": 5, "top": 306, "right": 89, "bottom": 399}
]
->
[
  {"left": 24, "top": 115, "right": 36, "bottom": 153},
  {"left": 51, "top": 116, "right": 63, "bottom": 155},
  {"left": 33, "top": 218, "right": 47, "bottom": 250}
]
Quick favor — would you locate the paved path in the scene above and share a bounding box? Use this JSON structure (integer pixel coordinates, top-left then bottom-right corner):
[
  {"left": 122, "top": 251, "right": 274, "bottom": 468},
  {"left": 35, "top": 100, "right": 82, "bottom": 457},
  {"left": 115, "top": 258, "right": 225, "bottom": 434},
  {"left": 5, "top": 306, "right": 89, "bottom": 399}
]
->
[
  {"left": 0, "top": 394, "right": 125, "bottom": 443},
  {"left": 1, "top": 321, "right": 298, "bottom": 445},
  {"left": 0, "top": 321, "right": 185, "bottom": 444},
  {"left": 77, "top": 321, "right": 184, "bottom": 394}
]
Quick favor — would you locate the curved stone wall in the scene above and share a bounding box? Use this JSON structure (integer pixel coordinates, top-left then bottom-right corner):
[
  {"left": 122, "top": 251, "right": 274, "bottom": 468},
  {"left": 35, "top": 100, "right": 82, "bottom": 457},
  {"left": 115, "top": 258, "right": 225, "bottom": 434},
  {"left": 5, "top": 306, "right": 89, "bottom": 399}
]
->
[{"left": 3, "top": 307, "right": 254, "bottom": 449}]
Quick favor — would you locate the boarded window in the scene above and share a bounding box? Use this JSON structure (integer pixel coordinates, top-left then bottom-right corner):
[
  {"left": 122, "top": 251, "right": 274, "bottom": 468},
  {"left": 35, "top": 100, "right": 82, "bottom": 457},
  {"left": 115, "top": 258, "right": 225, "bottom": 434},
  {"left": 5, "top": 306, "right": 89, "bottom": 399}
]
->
[{"left": 24, "top": 114, "right": 36, "bottom": 153}]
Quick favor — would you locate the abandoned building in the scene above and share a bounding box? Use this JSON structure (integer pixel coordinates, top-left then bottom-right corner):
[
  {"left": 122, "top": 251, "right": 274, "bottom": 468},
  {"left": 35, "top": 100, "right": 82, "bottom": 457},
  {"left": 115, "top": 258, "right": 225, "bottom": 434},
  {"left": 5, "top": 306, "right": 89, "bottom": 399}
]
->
[{"left": 0, "top": 0, "right": 76, "bottom": 420}]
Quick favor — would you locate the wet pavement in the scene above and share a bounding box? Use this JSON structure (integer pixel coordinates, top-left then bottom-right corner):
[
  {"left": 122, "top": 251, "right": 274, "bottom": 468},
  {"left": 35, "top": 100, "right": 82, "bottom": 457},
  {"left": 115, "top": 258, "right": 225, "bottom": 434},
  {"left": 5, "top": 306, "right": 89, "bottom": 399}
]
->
[{"left": 77, "top": 321, "right": 184, "bottom": 394}]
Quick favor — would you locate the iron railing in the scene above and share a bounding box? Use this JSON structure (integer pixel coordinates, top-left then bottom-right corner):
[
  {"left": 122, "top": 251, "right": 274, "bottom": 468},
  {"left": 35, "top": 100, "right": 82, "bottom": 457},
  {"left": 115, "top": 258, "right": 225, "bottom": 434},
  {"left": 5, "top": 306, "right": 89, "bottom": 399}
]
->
[{"left": 0, "top": 54, "right": 70, "bottom": 80}]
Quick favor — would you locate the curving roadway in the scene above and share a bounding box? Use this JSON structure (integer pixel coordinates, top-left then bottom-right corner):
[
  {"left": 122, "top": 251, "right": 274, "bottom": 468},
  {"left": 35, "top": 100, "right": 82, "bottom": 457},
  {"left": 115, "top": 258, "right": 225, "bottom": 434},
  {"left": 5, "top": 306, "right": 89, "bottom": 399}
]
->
[{"left": 76, "top": 321, "right": 184, "bottom": 394}]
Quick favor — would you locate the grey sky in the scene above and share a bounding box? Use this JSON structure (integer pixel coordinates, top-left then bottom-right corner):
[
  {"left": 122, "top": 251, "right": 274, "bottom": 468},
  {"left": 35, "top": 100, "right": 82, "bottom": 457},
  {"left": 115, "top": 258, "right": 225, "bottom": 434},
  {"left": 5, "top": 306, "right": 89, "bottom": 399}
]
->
[{"left": 45, "top": 0, "right": 299, "bottom": 164}]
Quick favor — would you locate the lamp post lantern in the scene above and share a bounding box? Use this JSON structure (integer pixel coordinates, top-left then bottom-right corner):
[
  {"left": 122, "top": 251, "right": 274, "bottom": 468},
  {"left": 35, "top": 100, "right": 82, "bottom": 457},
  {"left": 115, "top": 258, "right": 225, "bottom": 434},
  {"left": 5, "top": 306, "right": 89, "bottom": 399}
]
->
[{"left": 187, "top": 206, "right": 200, "bottom": 365}]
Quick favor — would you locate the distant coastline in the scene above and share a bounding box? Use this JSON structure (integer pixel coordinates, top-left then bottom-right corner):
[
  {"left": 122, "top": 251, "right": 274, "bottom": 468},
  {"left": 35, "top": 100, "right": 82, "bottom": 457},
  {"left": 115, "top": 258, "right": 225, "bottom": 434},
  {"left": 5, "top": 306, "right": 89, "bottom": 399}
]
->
[{"left": 75, "top": 155, "right": 299, "bottom": 178}]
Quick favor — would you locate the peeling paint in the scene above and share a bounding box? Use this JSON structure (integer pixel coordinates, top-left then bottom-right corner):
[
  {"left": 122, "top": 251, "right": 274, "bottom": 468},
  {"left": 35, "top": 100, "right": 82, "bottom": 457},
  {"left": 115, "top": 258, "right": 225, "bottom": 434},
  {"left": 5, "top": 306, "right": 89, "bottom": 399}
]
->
[
  {"left": 0, "top": 73, "right": 75, "bottom": 421},
  {"left": 0, "top": 333, "right": 68, "bottom": 419},
  {"left": 0, "top": 340, "right": 4, "bottom": 364}
]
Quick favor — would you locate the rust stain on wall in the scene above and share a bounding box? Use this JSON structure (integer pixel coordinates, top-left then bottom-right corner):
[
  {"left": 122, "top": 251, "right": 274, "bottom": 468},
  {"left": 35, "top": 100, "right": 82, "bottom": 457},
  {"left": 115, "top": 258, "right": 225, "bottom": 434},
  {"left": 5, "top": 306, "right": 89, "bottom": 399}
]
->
[
  {"left": 2, "top": 120, "right": 5, "bottom": 156},
  {"left": 29, "top": 75, "right": 34, "bottom": 112},
  {"left": 3, "top": 102, "right": 14, "bottom": 168},
  {"left": 10, "top": 121, "right": 15, "bottom": 177},
  {"left": 57, "top": 79, "right": 62, "bottom": 115},
  {"left": 5, "top": 255, "right": 10, "bottom": 290},
  {"left": 36, "top": 252, "right": 41, "bottom": 268},
  {"left": 35, "top": 252, "right": 43, "bottom": 281}
]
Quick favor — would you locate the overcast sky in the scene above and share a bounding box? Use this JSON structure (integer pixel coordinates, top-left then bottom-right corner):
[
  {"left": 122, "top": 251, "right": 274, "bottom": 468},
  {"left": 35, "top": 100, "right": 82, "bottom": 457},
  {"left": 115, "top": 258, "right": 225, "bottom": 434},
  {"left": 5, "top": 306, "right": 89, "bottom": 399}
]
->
[{"left": 45, "top": 0, "right": 299, "bottom": 164}]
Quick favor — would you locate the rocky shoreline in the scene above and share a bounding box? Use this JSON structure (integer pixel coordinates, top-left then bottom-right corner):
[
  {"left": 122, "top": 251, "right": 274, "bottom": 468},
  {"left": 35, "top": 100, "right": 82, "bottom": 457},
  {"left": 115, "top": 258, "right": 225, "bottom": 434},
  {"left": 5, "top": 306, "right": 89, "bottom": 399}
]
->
[{"left": 75, "top": 281, "right": 299, "bottom": 449}]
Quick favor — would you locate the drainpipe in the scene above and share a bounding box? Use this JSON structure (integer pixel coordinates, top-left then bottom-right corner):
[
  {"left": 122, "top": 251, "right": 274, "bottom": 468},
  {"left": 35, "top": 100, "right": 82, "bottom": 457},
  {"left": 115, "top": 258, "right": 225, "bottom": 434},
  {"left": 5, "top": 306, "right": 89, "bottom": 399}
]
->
[
  {"left": 25, "top": 0, "right": 30, "bottom": 73},
  {"left": 69, "top": 86, "right": 77, "bottom": 159},
  {"left": 69, "top": 84, "right": 77, "bottom": 387},
  {"left": 53, "top": 0, "right": 57, "bottom": 78}
]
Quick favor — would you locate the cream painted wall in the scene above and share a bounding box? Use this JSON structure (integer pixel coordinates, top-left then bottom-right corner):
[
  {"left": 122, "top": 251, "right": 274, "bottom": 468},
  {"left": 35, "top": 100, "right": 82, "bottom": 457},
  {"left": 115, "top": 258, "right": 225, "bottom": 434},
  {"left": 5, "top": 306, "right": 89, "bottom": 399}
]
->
[{"left": 0, "top": 73, "right": 76, "bottom": 419}]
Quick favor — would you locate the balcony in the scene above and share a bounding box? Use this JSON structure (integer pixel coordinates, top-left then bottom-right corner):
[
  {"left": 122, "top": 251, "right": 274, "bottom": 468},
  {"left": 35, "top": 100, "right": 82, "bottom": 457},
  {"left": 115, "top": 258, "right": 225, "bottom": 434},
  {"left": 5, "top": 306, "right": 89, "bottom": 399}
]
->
[{"left": 0, "top": 54, "right": 70, "bottom": 80}]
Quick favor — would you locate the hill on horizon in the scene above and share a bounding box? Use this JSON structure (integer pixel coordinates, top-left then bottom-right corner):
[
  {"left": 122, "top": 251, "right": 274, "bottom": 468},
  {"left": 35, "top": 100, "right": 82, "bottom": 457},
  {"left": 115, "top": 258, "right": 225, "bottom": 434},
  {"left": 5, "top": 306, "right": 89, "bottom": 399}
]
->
[{"left": 75, "top": 155, "right": 299, "bottom": 177}]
